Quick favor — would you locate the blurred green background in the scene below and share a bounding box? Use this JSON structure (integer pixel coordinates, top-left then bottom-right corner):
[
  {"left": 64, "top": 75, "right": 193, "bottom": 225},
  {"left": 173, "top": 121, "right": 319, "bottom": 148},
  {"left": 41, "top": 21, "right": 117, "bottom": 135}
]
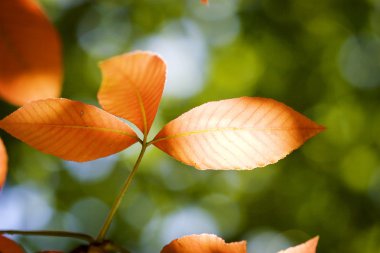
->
[{"left": 1, "top": 0, "right": 380, "bottom": 252}]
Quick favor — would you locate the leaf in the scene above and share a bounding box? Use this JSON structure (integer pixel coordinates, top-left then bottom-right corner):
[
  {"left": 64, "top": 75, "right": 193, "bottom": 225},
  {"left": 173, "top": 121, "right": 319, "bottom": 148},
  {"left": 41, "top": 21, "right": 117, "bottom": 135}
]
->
[
  {"left": 0, "top": 138, "right": 7, "bottom": 188},
  {"left": 98, "top": 51, "right": 166, "bottom": 136},
  {"left": 278, "top": 236, "right": 319, "bottom": 253},
  {"left": 0, "top": 235, "right": 25, "bottom": 253},
  {"left": 153, "top": 97, "right": 324, "bottom": 170},
  {"left": 200, "top": 0, "right": 209, "bottom": 5},
  {"left": 0, "top": 98, "right": 138, "bottom": 162},
  {"left": 0, "top": 0, "right": 62, "bottom": 106},
  {"left": 160, "top": 234, "right": 246, "bottom": 253}
]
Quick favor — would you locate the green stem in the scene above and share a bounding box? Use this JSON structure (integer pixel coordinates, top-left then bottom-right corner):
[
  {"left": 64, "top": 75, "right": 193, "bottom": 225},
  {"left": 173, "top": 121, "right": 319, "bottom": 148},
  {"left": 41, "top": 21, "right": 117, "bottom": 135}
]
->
[
  {"left": 0, "top": 230, "right": 94, "bottom": 243},
  {"left": 95, "top": 139, "right": 149, "bottom": 242}
]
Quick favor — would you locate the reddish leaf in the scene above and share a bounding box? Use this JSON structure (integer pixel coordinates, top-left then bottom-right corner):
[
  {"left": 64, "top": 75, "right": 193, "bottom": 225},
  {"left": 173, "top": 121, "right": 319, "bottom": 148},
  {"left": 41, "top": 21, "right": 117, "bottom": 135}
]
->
[
  {"left": 200, "top": 0, "right": 209, "bottom": 5},
  {"left": 0, "top": 98, "right": 138, "bottom": 162},
  {"left": 278, "top": 236, "right": 319, "bottom": 253},
  {"left": 0, "top": 0, "right": 62, "bottom": 106},
  {"left": 0, "top": 138, "right": 7, "bottom": 188},
  {"left": 161, "top": 234, "right": 246, "bottom": 253},
  {"left": 0, "top": 235, "right": 25, "bottom": 253},
  {"left": 153, "top": 97, "right": 324, "bottom": 170},
  {"left": 98, "top": 51, "right": 166, "bottom": 136}
]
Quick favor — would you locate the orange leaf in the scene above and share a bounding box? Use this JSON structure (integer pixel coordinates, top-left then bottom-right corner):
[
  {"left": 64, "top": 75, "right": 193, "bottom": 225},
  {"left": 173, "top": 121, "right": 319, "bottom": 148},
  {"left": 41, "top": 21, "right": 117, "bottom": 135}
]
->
[
  {"left": 0, "top": 98, "right": 138, "bottom": 162},
  {"left": 0, "top": 0, "right": 62, "bottom": 106},
  {"left": 0, "top": 138, "right": 7, "bottom": 188},
  {"left": 278, "top": 236, "right": 319, "bottom": 253},
  {"left": 0, "top": 235, "right": 25, "bottom": 253},
  {"left": 152, "top": 97, "right": 324, "bottom": 170},
  {"left": 200, "top": 0, "right": 209, "bottom": 5},
  {"left": 98, "top": 51, "right": 166, "bottom": 136},
  {"left": 161, "top": 234, "right": 246, "bottom": 253}
]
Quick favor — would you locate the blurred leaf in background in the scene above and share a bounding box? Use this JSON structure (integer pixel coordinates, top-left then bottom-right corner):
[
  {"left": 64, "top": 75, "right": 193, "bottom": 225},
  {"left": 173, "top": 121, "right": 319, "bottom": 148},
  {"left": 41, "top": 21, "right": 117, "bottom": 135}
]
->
[
  {"left": 1, "top": 0, "right": 380, "bottom": 252},
  {"left": 0, "top": 0, "right": 62, "bottom": 106}
]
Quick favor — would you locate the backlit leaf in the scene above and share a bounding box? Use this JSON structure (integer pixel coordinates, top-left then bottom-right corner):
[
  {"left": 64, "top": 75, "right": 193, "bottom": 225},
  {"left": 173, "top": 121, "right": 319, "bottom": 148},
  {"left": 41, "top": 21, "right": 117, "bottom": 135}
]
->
[
  {"left": 0, "top": 0, "right": 62, "bottom": 106},
  {"left": 0, "top": 235, "right": 25, "bottom": 253},
  {"left": 98, "top": 51, "right": 166, "bottom": 136},
  {"left": 161, "top": 234, "right": 246, "bottom": 253},
  {"left": 0, "top": 138, "right": 7, "bottom": 188},
  {"left": 278, "top": 236, "right": 319, "bottom": 253},
  {"left": 0, "top": 98, "right": 138, "bottom": 162},
  {"left": 153, "top": 97, "right": 324, "bottom": 170}
]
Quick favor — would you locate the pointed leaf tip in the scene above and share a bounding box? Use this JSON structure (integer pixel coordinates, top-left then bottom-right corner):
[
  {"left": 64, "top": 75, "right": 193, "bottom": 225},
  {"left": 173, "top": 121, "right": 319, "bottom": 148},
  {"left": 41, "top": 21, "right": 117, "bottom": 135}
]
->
[
  {"left": 0, "top": 0, "right": 62, "bottom": 106},
  {"left": 0, "top": 138, "right": 7, "bottom": 188},
  {"left": 98, "top": 51, "right": 166, "bottom": 136},
  {"left": 161, "top": 234, "right": 246, "bottom": 253},
  {"left": 278, "top": 236, "right": 319, "bottom": 253},
  {"left": 153, "top": 97, "right": 324, "bottom": 170},
  {"left": 0, "top": 98, "right": 138, "bottom": 162},
  {"left": 0, "top": 235, "right": 25, "bottom": 253}
]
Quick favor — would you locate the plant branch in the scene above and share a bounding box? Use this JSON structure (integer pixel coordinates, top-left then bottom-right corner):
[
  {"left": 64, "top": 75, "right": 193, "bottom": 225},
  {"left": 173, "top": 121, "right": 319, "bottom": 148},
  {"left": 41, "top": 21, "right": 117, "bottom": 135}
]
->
[
  {"left": 95, "top": 138, "right": 148, "bottom": 242},
  {"left": 0, "top": 230, "right": 94, "bottom": 243}
]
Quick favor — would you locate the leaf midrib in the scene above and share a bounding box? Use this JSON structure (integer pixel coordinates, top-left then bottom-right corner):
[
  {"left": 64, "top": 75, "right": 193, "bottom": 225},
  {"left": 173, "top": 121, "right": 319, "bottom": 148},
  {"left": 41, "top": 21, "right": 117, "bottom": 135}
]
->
[
  {"left": 1, "top": 122, "right": 138, "bottom": 139},
  {"left": 116, "top": 63, "right": 148, "bottom": 136},
  {"left": 152, "top": 126, "right": 323, "bottom": 144}
]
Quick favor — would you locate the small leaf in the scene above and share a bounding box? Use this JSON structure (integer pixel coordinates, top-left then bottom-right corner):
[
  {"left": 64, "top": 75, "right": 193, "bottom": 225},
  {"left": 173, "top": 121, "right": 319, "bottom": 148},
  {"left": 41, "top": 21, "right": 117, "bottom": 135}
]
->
[
  {"left": 0, "top": 235, "right": 25, "bottom": 253},
  {"left": 200, "top": 0, "right": 209, "bottom": 5},
  {"left": 0, "top": 138, "right": 7, "bottom": 188},
  {"left": 278, "top": 236, "right": 319, "bottom": 253},
  {"left": 0, "top": 0, "right": 62, "bottom": 106},
  {"left": 98, "top": 51, "right": 166, "bottom": 136},
  {"left": 153, "top": 97, "right": 324, "bottom": 170},
  {"left": 0, "top": 98, "right": 138, "bottom": 162},
  {"left": 160, "top": 234, "right": 246, "bottom": 253}
]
